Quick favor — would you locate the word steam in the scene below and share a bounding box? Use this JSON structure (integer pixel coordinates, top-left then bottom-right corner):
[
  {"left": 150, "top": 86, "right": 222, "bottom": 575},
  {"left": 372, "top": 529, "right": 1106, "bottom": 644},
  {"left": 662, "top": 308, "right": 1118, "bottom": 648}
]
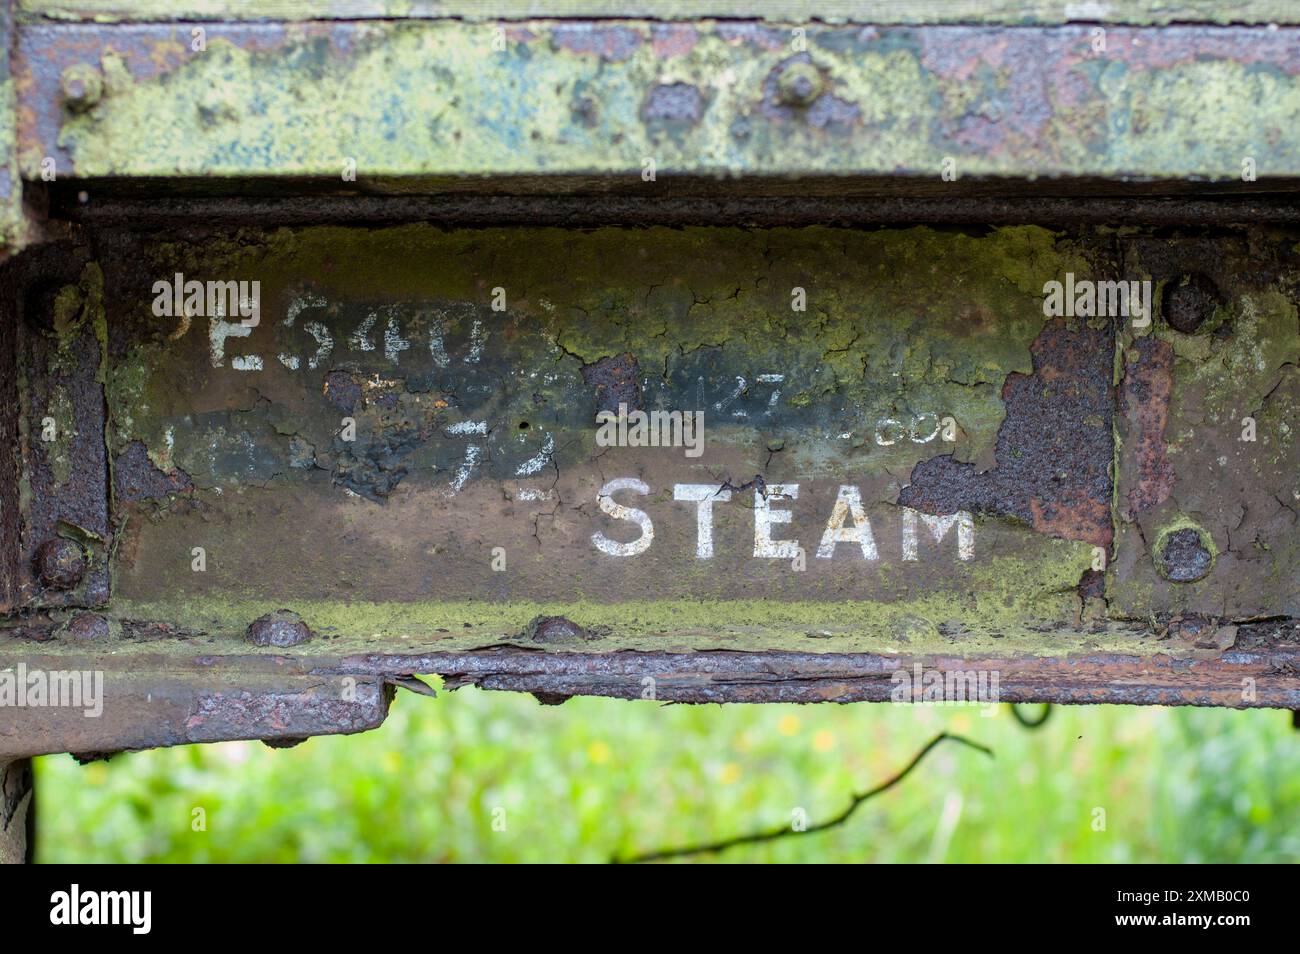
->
[{"left": 590, "top": 478, "right": 974, "bottom": 564}]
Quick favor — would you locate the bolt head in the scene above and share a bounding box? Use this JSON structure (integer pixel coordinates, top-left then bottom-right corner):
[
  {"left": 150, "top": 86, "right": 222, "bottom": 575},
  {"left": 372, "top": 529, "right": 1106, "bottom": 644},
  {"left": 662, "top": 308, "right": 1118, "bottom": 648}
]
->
[
  {"left": 526, "top": 615, "right": 592, "bottom": 643},
  {"left": 246, "top": 609, "right": 314, "bottom": 647},
  {"left": 66, "top": 612, "right": 109, "bottom": 641},
  {"left": 34, "top": 539, "right": 85, "bottom": 589},
  {"left": 1157, "top": 526, "right": 1214, "bottom": 583},
  {"left": 777, "top": 62, "right": 824, "bottom": 106},
  {"left": 60, "top": 63, "right": 103, "bottom": 112},
  {"left": 1161, "top": 274, "right": 1220, "bottom": 334}
]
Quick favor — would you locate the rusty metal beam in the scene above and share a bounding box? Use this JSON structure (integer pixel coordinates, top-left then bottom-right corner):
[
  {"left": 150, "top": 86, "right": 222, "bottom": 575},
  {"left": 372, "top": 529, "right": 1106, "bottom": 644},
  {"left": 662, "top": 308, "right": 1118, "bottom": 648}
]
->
[
  {"left": 0, "top": 9, "right": 1297, "bottom": 762},
  {"left": 48, "top": 193, "right": 1300, "bottom": 230},
  {"left": 11, "top": 20, "right": 1300, "bottom": 191},
  {"left": 3, "top": 628, "right": 1300, "bottom": 759},
  {"left": 0, "top": 758, "right": 31, "bottom": 863},
  {"left": 16, "top": 1, "right": 1300, "bottom": 27},
  {"left": 0, "top": 216, "right": 1295, "bottom": 756},
  {"left": 0, "top": 668, "right": 391, "bottom": 759}
]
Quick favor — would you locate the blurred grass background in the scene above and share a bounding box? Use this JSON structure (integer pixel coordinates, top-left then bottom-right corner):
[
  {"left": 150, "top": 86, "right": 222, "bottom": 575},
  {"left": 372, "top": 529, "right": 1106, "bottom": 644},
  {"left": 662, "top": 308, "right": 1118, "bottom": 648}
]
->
[{"left": 33, "top": 686, "right": 1300, "bottom": 862}]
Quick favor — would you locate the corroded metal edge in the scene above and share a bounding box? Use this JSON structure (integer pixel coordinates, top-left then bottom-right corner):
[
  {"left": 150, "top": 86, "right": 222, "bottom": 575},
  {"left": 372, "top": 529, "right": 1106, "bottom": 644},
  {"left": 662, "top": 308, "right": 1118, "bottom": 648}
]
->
[
  {"left": 2, "top": 643, "right": 1297, "bottom": 758},
  {"left": 17, "top": 1, "right": 1300, "bottom": 27},
  {"left": 0, "top": 671, "right": 391, "bottom": 759},
  {"left": 51, "top": 194, "right": 1300, "bottom": 229},
  {"left": 0, "top": 757, "right": 31, "bottom": 863}
]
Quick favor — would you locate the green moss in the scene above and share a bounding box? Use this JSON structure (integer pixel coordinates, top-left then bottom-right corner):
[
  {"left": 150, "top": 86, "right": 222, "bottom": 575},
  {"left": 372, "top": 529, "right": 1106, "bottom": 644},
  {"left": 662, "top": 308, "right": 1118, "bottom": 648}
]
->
[{"left": 101, "top": 533, "right": 1107, "bottom": 657}]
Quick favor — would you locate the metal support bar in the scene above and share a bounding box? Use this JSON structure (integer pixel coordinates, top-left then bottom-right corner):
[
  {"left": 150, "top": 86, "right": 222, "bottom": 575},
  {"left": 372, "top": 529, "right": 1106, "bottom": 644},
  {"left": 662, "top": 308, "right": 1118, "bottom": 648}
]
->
[{"left": 0, "top": 758, "right": 32, "bottom": 864}]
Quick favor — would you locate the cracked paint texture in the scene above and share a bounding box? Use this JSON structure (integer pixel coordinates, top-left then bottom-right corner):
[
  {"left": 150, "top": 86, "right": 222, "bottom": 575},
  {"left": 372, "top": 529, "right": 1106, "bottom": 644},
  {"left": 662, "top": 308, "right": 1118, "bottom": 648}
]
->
[{"left": 95, "top": 223, "right": 1114, "bottom": 653}]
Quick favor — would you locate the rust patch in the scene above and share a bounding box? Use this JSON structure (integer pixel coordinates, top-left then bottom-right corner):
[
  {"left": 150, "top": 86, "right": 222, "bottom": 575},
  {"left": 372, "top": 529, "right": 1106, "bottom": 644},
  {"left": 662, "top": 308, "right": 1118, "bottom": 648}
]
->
[
  {"left": 641, "top": 82, "right": 706, "bottom": 130},
  {"left": 1076, "top": 568, "right": 1105, "bottom": 601},
  {"left": 323, "top": 369, "right": 362, "bottom": 413},
  {"left": 900, "top": 318, "right": 1114, "bottom": 548},
  {"left": 650, "top": 24, "right": 698, "bottom": 59},
  {"left": 1158, "top": 527, "right": 1215, "bottom": 583},
  {"left": 65, "top": 611, "right": 109, "bottom": 641},
  {"left": 580, "top": 351, "right": 641, "bottom": 414},
  {"left": 1122, "top": 337, "right": 1174, "bottom": 519},
  {"left": 551, "top": 24, "right": 641, "bottom": 62},
  {"left": 714, "top": 23, "right": 787, "bottom": 51},
  {"left": 1, "top": 759, "right": 32, "bottom": 837},
  {"left": 16, "top": 252, "right": 111, "bottom": 607},
  {"left": 113, "top": 438, "right": 193, "bottom": 502},
  {"left": 184, "top": 681, "right": 389, "bottom": 745},
  {"left": 1161, "top": 272, "right": 1222, "bottom": 333}
]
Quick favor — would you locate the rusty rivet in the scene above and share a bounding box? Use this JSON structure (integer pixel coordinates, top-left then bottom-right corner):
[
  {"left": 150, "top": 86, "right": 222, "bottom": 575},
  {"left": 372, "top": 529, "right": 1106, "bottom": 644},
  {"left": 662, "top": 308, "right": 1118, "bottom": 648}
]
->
[
  {"left": 245, "top": 609, "right": 314, "bottom": 647},
  {"left": 1156, "top": 526, "right": 1215, "bottom": 583},
  {"left": 777, "top": 61, "right": 823, "bottom": 106},
  {"left": 60, "top": 63, "right": 103, "bottom": 112},
  {"left": 640, "top": 82, "right": 706, "bottom": 128},
  {"left": 34, "top": 539, "right": 85, "bottom": 589},
  {"left": 1161, "top": 273, "right": 1220, "bottom": 334},
  {"left": 525, "top": 615, "right": 596, "bottom": 643},
  {"left": 66, "top": 612, "right": 109, "bottom": 641},
  {"left": 531, "top": 691, "right": 573, "bottom": 706}
]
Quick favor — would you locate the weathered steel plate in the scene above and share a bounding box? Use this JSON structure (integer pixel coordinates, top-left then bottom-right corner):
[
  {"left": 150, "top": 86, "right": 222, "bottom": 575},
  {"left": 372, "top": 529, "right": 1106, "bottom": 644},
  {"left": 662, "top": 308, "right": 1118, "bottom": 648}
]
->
[
  {"left": 1111, "top": 234, "right": 1300, "bottom": 621},
  {"left": 0, "top": 219, "right": 1296, "bottom": 764},
  {"left": 17, "top": 1, "right": 1300, "bottom": 26},
  {"left": 99, "top": 224, "right": 1108, "bottom": 655},
  {"left": 0, "top": 244, "right": 111, "bottom": 613},
  {"left": 13, "top": 20, "right": 1300, "bottom": 187}
]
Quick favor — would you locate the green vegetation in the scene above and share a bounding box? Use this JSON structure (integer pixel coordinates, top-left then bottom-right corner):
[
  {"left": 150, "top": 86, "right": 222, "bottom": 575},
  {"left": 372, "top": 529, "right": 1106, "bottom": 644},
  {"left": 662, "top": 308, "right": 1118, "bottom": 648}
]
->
[{"left": 35, "top": 688, "right": 1300, "bottom": 863}]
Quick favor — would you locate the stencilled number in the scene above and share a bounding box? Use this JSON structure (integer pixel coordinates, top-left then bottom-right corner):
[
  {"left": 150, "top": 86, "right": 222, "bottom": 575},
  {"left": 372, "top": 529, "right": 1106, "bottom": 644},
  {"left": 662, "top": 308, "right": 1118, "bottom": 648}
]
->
[
  {"left": 277, "top": 293, "right": 334, "bottom": 370},
  {"left": 693, "top": 371, "right": 787, "bottom": 420}
]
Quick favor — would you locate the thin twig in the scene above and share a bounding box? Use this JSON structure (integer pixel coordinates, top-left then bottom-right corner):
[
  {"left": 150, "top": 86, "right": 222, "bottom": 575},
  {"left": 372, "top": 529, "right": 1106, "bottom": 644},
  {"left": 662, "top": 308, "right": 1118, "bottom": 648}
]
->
[
  {"left": 1008, "top": 702, "right": 1053, "bottom": 729},
  {"left": 614, "top": 731, "right": 993, "bottom": 864}
]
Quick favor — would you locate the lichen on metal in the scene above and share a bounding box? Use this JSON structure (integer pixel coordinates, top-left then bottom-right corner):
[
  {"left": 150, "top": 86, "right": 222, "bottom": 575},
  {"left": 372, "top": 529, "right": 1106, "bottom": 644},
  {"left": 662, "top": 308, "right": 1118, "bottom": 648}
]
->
[
  {"left": 17, "top": 1, "right": 1300, "bottom": 26},
  {"left": 14, "top": 20, "right": 1300, "bottom": 184},
  {"left": 1109, "top": 234, "right": 1300, "bottom": 620},
  {"left": 76, "top": 223, "right": 1128, "bottom": 658}
]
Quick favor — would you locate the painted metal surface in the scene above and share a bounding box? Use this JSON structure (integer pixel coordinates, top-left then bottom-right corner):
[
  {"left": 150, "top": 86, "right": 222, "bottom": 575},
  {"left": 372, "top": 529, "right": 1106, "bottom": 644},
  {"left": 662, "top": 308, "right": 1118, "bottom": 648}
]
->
[
  {"left": 11, "top": 20, "right": 1300, "bottom": 187},
  {"left": 99, "top": 224, "right": 1098, "bottom": 654},
  {"left": 0, "top": 218, "right": 1296, "bottom": 761},
  {"left": 17, "top": 1, "right": 1300, "bottom": 26},
  {"left": 1110, "top": 234, "right": 1300, "bottom": 621}
]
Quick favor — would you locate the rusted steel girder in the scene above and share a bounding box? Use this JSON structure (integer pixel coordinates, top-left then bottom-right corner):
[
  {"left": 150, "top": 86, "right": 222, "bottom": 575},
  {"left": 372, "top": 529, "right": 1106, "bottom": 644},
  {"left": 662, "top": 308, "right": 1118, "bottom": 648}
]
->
[
  {"left": 9, "top": 19, "right": 1300, "bottom": 195},
  {"left": 17, "top": 2, "right": 1300, "bottom": 27},
  {"left": 3, "top": 628, "right": 1300, "bottom": 760},
  {"left": 0, "top": 218, "right": 1295, "bottom": 762},
  {"left": 0, "top": 12, "right": 1297, "bottom": 760},
  {"left": 0, "top": 758, "right": 31, "bottom": 863}
]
